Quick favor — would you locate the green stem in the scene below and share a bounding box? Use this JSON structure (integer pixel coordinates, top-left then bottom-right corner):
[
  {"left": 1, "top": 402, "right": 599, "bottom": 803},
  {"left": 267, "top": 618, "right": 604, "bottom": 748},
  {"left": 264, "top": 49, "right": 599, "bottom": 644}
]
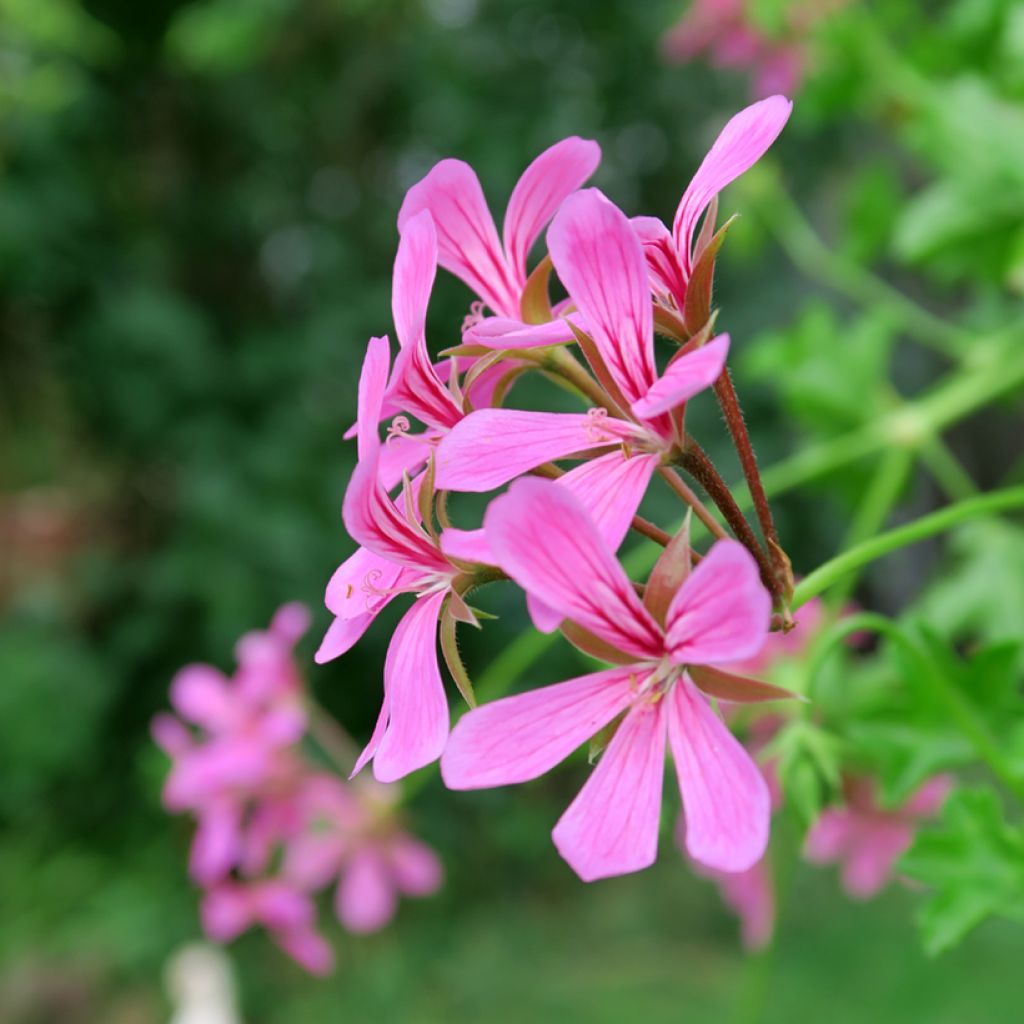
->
[
  {"left": 918, "top": 436, "right": 978, "bottom": 501},
  {"left": 792, "top": 487, "right": 1024, "bottom": 611},
  {"left": 806, "top": 613, "right": 1024, "bottom": 803}
]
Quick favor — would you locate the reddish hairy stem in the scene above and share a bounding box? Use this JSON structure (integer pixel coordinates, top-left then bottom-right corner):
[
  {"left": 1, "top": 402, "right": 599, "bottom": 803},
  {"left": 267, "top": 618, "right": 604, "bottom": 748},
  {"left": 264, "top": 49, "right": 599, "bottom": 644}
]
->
[
  {"left": 675, "top": 443, "right": 782, "bottom": 601},
  {"left": 657, "top": 466, "right": 729, "bottom": 541}
]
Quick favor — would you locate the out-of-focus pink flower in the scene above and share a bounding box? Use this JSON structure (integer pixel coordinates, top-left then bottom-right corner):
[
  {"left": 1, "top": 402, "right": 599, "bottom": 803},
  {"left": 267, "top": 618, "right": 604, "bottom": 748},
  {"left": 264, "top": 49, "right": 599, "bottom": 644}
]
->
[
  {"left": 662, "top": 1, "right": 842, "bottom": 98},
  {"left": 285, "top": 775, "right": 443, "bottom": 934},
  {"left": 804, "top": 775, "right": 953, "bottom": 898},
  {"left": 398, "top": 137, "right": 600, "bottom": 321},
  {"left": 632, "top": 96, "right": 791, "bottom": 320},
  {"left": 434, "top": 189, "right": 730, "bottom": 541},
  {"left": 442, "top": 477, "right": 774, "bottom": 882}
]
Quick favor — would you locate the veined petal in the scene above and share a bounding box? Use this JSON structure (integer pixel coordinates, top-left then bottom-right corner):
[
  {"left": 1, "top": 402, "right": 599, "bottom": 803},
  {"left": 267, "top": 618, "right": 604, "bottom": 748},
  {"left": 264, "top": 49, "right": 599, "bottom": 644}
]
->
[
  {"left": 392, "top": 210, "right": 437, "bottom": 352},
  {"left": 378, "top": 431, "right": 435, "bottom": 491},
  {"left": 668, "top": 677, "right": 770, "bottom": 872},
  {"left": 631, "top": 334, "right": 730, "bottom": 420},
  {"left": 463, "top": 315, "right": 578, "bottom": 349},
  {"left": 552, "top": 696, "right": 667, "bottom": 882},
  {"left": 558, "top": 451, "right": 659, "bottom": 553},
  {"left": 434, "top": 409, "right": 640, "bottom": 492},
  {"left": 325, "top": 547, "right": 405, "bottom": 618},
  {"left": 672, "top": 96, "right": 793, "bottom": 271},
  {"left": 548, "top": 189, "right": 657, "bottom": 405},
  {"left": 632, "top": 215, "right": 688, "bottom": 308},
  {"left": 485, "top": 478, "right": 662, "bottom": 660},
  {"left": 398, "top": 159, "right": 520, "bottom": 318},
  {"left": 442, "top": 667, "right": 637, "bottom": 789},
  {"left": 440, "top": 526, "right": 495, "bottom": 566},
  {"left": 664, "top": 539, "right": 770, "bottom": 666},
  {"left": 356, "top": 336, "right": 392, "bottom": 461},
  {"left": 385, "top": 340, "right": 463, "bottom": 429},
  {"left": 373, "top": 591, "right": 450, "bottom": 783},
  {"left": 315, "top": 612, "right": 377, "bottom": 664},
  {"left": 503, "top": 136, "right": 601, "bottom": 284}
]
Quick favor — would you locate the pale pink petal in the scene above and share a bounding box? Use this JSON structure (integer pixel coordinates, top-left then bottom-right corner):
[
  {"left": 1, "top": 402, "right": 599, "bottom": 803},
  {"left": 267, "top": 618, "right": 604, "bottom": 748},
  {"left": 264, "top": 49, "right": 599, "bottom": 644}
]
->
[
  {"left": 392, "top": 210, "right": 437, "bottom": 351},
  {"left": 355, "top": 335, "right": 392, "bottom": 460},
  {"left": 463, "top": 315, "right": 578, "bottom": 349},
  {"left": 548, "top": 189, "right": 657, "bottom": 405},
  {"left": 440, "top": 527, "right": 495, "bottom": 566},
  {"left": 668, "top": 677, "right": 770, "bottom": 872},
  {"left": 503, "top": 136, "right": 601, "bottom": 283},
  {"left": 804, "top": 808, "right": 860, "bottom": 864},
  {"left": 484, "top": 478, "right": 662, "bottom": 659},
  {"left": 388, "top": 836, "right": 444, "bottom": 896},
  {"left": 151, "top": 713, "right": 191, "bottom": 757},
  {"left": 434, "top": 409, "right": 640, "bottom": 492},
  {"left": 551, "top": 697, "right": 667, "bottom": 882},
  {"left": 372, "top": 590, "right": 450, "bottom": 783},
  {"left": 351, "top": 692, "right": 390, "bottom": 779},
  {"left": 283, "top": 833, "right": 347, "bottom": 891},
  {"left": 378, "top": 431, "right": 435, "bottom": 491},
  {"left": 441, "top": 667, "right": 637, "bottom": 789},
  {"left": 664, "top": 539, "right": 770, "bottom": 666},
  {"left": 526, "top": 591, "right": 564, "bottom": 633},
  {"left": 557, "top": 451, "right": 659, "bottom": 553},
  {"left": 672, "top": 96, "right": 793, "bottom": 270},
  {"left": 269, "top": 603, "right": 310, "bottom": 643},
  {"left": 169, "top": 665, "right": 238, "bottom": 733},
  {"left": 324, "top": 547, "right": 406, "bottom": 619},
  {"left": 397, "top": 159, "right": 520, "bottom": 318},
  {"left": 632, "top": 215, "right": 688, "bottom": 307},
  {"left": 274, "top": 928, "right": 335, "bottom": 975},
  {"left": 336, "top": 849, "right": 398, "bottom": 933},
  {"left": 315, "top": 613, "right": 377, "bottom": 664},
  {"left": 631, "top": 335, "right": 730, "bottom": 420},
  {"left": 201, "top": 884, "right": 252, "bottom": 941},
  {"left": 190, "top": 801, "right": 241, "bottom": 884},
  {"left": 841, "top": 821, "right": 913, "bottom": 899},
  {"left": 254, "top": 881, "right": 316, "bottom": 932},
  {"left": 903, "top": 774, "right": 954, "bottom": 819},
  {"left": 463, "top": 354, "right": 521, "bottom": 410}
]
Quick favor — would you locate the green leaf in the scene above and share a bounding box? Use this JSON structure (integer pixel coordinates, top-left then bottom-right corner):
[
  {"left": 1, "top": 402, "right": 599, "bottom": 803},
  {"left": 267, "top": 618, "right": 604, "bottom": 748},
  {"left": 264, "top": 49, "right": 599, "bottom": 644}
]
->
[{"left": 901, "top": 787, "right": 1024, "bottom": 955}]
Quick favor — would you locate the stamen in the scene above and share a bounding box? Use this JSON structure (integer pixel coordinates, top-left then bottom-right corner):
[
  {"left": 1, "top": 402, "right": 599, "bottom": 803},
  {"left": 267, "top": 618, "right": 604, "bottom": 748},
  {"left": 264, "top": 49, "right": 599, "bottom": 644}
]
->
[
  {"left": 461, "top": 300, "right": 487, "bottom": 333},
  {"left": 584, "top": 407, "right": 613, "bottom": 443},
  {"left": 386, "top": 416, "right": 412, "bottom": 445}
]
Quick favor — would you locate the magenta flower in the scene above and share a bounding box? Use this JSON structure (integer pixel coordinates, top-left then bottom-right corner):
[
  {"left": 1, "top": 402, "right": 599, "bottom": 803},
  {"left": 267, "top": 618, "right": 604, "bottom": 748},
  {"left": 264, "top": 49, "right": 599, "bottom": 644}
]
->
[
  {"left": 284, "top": 775, "right": 443, "bottom": 934},
  {"left": 632, "top": 96, "right": 791, "bottom": 319},
  {"left": 201, "top": 880, "right": 334, "bottom": 976},
  {"left": 804, "top": 775, "right": 953, "bottom": 898},
  {"left": 441, "top": 477, "right": 772, "bottom": 881},
  {"left": 398, "top": 136, "right": 600, "bottom": 321},
  {"left": 317, "top": 332, "right": 495, "bottom": 781},
  {"left": 434, "top": 187, "right": 731, "bottom": 534}
]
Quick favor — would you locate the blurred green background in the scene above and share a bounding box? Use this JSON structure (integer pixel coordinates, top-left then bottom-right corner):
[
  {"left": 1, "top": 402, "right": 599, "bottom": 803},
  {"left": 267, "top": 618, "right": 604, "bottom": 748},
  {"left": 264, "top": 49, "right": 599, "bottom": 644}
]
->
[{"left": 2, "top": 0, "right": 1023, "bottom": 1020}]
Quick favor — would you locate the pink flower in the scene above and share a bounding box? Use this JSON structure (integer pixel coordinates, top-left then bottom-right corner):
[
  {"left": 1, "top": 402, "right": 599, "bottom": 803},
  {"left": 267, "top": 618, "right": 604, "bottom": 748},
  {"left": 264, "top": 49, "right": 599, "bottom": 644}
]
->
[
  {"left": 694, "top": 855, "right": 776, "bottom": 951},
  {"left": 201, "top": 880, "right": 334, "bottom": 975},
  {"left": 317, "top": 333, "right": 494, "bottom": 781},
  {"left": 398, "top": 136, "right": 600, "bottom": 321},
  {"left": 434, "top": 188, "right": 731, "bottom": 536},
  {"left": 632, "top": 96, "right": 791, "bottom": 319},
  {"left": 442, "top": 477, "right": 773, "bottom": 882},
  {"left": 804, "top": 775, "right": 953, "bottom": 898},
  {"left": 284, "top": 776, "right": 443, "bottom": 934}
]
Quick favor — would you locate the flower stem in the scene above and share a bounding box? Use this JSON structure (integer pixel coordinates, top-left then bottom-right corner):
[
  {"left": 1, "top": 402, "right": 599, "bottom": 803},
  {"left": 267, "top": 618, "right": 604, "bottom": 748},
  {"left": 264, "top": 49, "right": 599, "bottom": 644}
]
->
[
  {"left": 657, "top": 465, "right": 729, "bottom": 541},
  {"left": 792, "top": 486, "right": 1024, "bottom": 611},
  {"left": 714, "top": 367, "right": 788, "bottom": 587},
  {"left": 306, "top": 700, "right": 359, "bottom": 775},
  {"left": 675, "top": 443, "right": 781, "bottom": 600}
]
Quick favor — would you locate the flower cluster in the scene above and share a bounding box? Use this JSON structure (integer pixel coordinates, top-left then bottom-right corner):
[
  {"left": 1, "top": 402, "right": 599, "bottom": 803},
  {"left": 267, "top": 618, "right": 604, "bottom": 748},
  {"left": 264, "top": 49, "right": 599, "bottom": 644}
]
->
[
  {"left": 153, "top": 604, "right": 443, "bottom": 974},
  {"left": 662, "top": 0, "right": 845, "bottom": 98},
  {"left": 319, "top": 96, "right": 803, "bottom": 883}
]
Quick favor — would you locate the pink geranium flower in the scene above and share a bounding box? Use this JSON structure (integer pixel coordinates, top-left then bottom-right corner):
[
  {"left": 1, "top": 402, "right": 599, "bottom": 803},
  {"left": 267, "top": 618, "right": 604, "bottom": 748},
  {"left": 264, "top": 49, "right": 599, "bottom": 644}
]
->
[
  {"left": 442, "top": 477, "right": 773, "bottom": 882},
  {"left": 434, "top": 188, "right": 731, "bottom": 535},
  {"left": 804, "top": 775, "right": 953, "bottom": 898},
  {"left": 398, "top": 136, "right": 600, "bottom": 321},
  {"left": 632, "top": 96, "right": 791, "bottom": 318},
  {"left": 284, "top": 775, "right": 443, "bottom": 934}
]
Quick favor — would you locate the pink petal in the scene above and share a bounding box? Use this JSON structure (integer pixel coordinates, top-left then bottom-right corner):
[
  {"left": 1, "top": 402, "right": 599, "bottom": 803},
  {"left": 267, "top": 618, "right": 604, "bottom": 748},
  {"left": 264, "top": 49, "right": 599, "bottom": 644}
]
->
[
  {"left": 903, "top": 774, "right": 954, "bottom": 819},
  {"left": 151, "top": 712, "right": 191, "bottom": 757},
  {"left": 190, "top": 801, "right": 241, "bottom": 884},
  {"left": 664, "top": 539, "right": 770, "bottom": 666},
  {"left": 526, "top": 591, "right": 564, "bottom": 633},
  {"left": 201, "top": 884, "right": 252, "bottom": 941},
  {"left": 169, "top": 665, "right": 238, "bottom": 733},
  {"left": 325, "top": 547, "right": 406, "bottom": 619},
  {"left": 377, "top": 430, "right": 435, "bottom": 491},
  {"left": 441, "top": 667, "right": 637, "bottom": 789},
  {"left": 632, "top": 215, "right": 687, "bottom": 308},
  {"left": 355, "top": 335, "right": 392, "bottom": 461},
  {"left": 557, "top": 451, "right": 659, "bottom": 553},
  {"left": 668, "top": 677, "right": 770, "bottom": 872},
  {"left": 254, "top": 881, "right": 316, "bottom": 932},
  {"left": 548, "top": 189, "right": 657, "bottom": 405},
  {"left": 803, "top": 807, "right": 858, "bottom": 863},
  {"left": 672, "top": 96, "right": 793, "bottom": 269},
  {"left": 386, "top": 338, "right": 463, "bottom": 431},
  {"left": 315, "top": 613, "right": 377, "bottom": 664},
  {"left": 551, "top": 697, "right": 667, "bottom": 882},
  {"left": 274, "top": 928, "right": 335, "bottom": 975},
  {"left": 463, "top": 315, "right": 578, "bottom": 349},
  {"left": 388, "top": 836, "right": 444, "bottom": 896},
  {"left": 503, "top": 136, "right": 601, "bottom": 283},
  {"left": 631, "top": 335, "right": 730, "bottom": 420},
  {"left": 690, "top": 846, "right": 776, "bottom": 952},
  {"left": 484, "top": 478, "right": 663, "bottom": 660},
  {"left": 372, "top": 590, "right": 450, "bottom": 783},
  {"left": 336, "top": 849, "right": 398, "bottom": 933},
  {"left": 842, "top": 821, "right": 914, "bottom": 899},
  {"left": 434, "top": 409, "right": 640, "bottom": 492},
  {"left": 440, "top": 526, "right": 495, "bottom": 566},
  {"left": 397, "top": 159, "right": 520, "bottom": 318}
]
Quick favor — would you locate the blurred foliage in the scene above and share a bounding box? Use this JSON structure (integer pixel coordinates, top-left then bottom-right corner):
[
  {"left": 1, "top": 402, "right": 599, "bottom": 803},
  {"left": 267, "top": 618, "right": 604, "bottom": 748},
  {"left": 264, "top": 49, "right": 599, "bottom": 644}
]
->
[{"left": 1, "top": 0, "right": 1023, "bottom": 1020}]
